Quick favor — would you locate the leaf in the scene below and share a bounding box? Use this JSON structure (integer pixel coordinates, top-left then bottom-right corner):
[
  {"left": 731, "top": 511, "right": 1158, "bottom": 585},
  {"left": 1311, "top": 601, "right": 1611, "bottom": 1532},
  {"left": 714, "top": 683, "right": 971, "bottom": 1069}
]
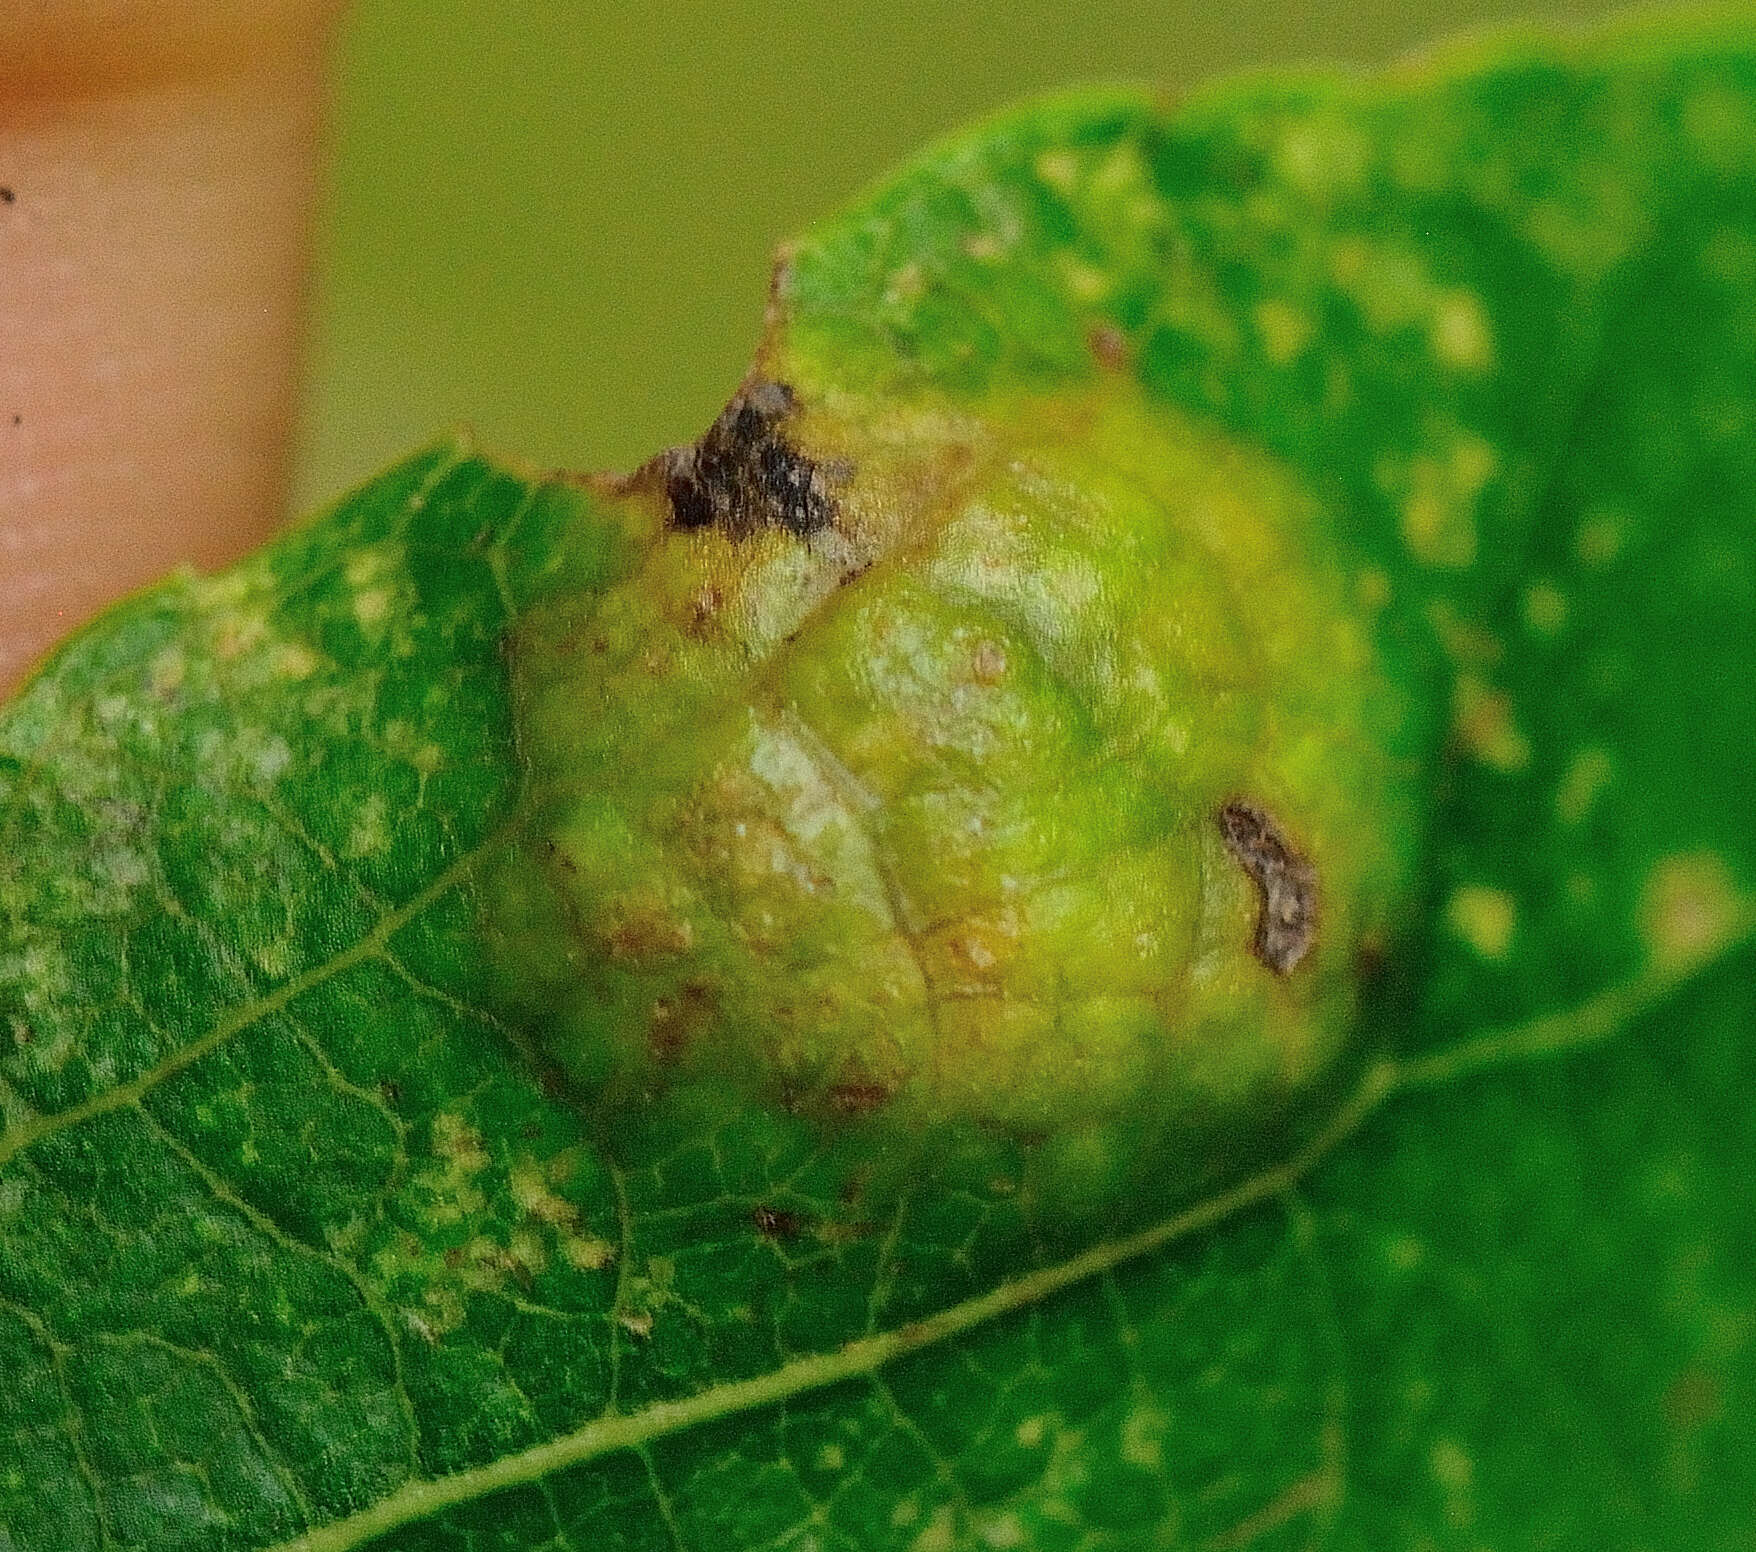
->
[{"left": 4, "top": 14, "right": 1756, "bottom": 1551}]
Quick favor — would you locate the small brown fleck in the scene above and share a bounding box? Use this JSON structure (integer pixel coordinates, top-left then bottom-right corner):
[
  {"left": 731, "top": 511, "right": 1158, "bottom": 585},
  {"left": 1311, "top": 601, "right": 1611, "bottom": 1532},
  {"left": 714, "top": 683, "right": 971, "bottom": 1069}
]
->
[
  {"left": 971, "top": 639, "right": 1007, "bottom": 684},
  {"left": 648, "top": 981, "right": 715, "bottom": 1063},
  {"left": 0, "top": 188, "right": 14, "bottom": 205},
  {"left": 1089, "top": 323, "right": 1128, "bottom": 370},
  {"left": 752, "top": 1205, "right": 807, "bottom": 1240},
  {"left": 1218, "top": 800, "right": 1319, "bottom": 974}
]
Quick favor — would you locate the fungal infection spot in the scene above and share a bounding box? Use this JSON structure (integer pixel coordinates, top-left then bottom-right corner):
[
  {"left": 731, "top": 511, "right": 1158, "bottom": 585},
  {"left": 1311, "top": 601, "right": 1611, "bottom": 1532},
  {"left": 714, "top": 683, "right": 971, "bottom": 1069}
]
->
[
  {"left": 1218, "top": 800, "right": 1320, "bottom": 974},
  {"left": 651, "top": 378, "right": 839, "bottom": 539}
]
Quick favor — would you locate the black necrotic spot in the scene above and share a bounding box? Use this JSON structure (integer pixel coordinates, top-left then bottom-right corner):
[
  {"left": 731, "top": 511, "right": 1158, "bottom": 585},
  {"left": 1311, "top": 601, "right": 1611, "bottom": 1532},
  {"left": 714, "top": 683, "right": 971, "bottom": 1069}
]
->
[
  {"left": 661, "top": 379, "right": 837, "bottom": 540},
  {"left": 1218, "top": 799, "right": 1319, "bottom": 975}
]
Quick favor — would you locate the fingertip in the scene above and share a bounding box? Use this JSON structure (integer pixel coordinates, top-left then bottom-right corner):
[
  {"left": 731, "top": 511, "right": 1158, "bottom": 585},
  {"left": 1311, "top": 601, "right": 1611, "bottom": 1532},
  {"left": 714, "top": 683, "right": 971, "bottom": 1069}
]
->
[{"left": 0, "top": 1, "right": 344, "bottom": 695}]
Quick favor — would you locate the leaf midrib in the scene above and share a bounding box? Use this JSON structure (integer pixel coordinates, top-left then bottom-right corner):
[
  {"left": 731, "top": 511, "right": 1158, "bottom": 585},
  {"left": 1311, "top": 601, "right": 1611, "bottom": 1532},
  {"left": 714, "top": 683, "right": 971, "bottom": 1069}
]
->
[{"left": 262, "top": 921, "right": 1756, "bottom": 1552}]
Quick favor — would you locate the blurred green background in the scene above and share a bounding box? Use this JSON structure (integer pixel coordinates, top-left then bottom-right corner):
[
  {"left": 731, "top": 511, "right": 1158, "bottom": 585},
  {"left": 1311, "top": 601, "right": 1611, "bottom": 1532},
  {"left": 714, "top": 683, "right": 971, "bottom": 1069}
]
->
[{"left": 291, "top": 0, "right": 1631, "bottom": 510}]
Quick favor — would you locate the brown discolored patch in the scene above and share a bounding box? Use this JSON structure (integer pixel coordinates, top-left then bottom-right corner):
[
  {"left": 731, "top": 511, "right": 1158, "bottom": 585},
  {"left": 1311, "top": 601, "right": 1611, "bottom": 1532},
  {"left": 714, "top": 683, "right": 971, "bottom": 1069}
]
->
[
  {"left": 751, "top": 1204, "right": 808, "bottom": 1240},
  {"left": 603, "top": 905, "right": 694, "bottom": 961},
  {"left": 825, "top": 1080, "right": 894, "bottom": 1117},
  {"left": 648, "top": 981, "right": 716, "bottom": 1064},
  {"left": 1218, "top": 800, "right": 1319, "bottom": 974},
  {"left": 1089, "top": 323, "right": 1128, "bottom": 370},
  {"left": 649, "top": 378, "right": 838, "bottom": 540},
  {"left": 1663, "top": 1366, "right": 1723, "bottom": 1433}
]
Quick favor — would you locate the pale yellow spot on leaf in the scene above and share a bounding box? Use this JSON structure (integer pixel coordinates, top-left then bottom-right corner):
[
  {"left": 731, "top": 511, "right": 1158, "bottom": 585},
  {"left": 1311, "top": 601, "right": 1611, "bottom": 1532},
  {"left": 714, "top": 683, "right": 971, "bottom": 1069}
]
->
[
  {"left": 1034, "top": 148, "right": 1080, "bottom": 194},
  {"left": 149, "top": 648, "right": 186, "bottom": 695},
  {"left": 1431, "top": 289, "right": 1495, "bottom": 373},
  {"left": 1354, "top": 567, "right": 1391, "bottom": 612},
  {"left": 1430, "top": 1437, "right": 1473, "bottom": 1491},
  {"left": 272, "top": 641, "right": 320, "bottom": 680},
  {"left": 1555, "top": 747, "right": 1614, "bottom": 826},
  {"left": 1453, "top": 674, "right": 1531, "bottom": 773},
  {"left": 909, "top": 1505, "right": 958, "bottom": 1552},
  {"left": 1641, "top": 853, "right": 1747, "bottom": 975},
  {"left": 563, "top": 1235, "right": 616, "bottom": 1272},
  {"left": 1275, "top": 116, "right": 1370, "bottom": 201},
  {"left": 1253, "top": 297, "right": 1315, "bottom": 365},
  {"left": 976, "top": 1513, "right": 1025, "bottom": 1550},
  {"left": 1391, "top": 429, "right": 1497, "bottom": 569},
  {"left": 1576, "top": 506, "right": 1631, "bottom": 568},
  {"left": 1056, "top": 254, "right": 1110, "bottom": 303},
  {"left": 1120, "top": 1404, "right": 1166, "bottom": 1470},
  {"left": 354, "top": 587, "right": 392, "bottom": 628},
  {"left": 1521, "top": 579, "right": 1568, "bottom": 637},
  {"left": 1446, "top": 885, "right": 1517, "bottom": 962}
]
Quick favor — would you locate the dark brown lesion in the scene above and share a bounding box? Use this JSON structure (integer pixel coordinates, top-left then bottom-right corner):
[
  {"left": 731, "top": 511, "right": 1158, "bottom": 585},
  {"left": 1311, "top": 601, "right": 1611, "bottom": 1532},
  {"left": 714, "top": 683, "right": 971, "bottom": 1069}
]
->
[
  {"left": 1218, "top": 799, "right": 1319, "bottom": 975},
  {"left": 650, "top": 378, "right": 838, "bottom": 540}
]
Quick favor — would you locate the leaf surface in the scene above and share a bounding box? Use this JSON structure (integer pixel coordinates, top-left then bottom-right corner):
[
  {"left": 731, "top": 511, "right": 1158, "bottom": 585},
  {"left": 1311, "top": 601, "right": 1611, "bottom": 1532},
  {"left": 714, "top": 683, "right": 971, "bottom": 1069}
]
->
[{"left": 3, "top": 16, "right": 1755, "bottom": 1551}]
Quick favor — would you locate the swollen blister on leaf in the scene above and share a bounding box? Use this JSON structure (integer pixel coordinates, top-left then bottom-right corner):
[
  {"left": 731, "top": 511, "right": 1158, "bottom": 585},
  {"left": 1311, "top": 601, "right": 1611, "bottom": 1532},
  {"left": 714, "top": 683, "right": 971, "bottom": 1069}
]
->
[{"left": 4, "top": 14, "right": 1756, "bottom": 1552}]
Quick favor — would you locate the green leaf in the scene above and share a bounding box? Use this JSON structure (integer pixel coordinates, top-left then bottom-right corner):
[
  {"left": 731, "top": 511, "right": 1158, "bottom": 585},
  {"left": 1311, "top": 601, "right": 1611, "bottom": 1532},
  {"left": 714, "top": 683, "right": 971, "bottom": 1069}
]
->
[{"left": 5, "top": 14, "right": 1755, "bottom": 1551}]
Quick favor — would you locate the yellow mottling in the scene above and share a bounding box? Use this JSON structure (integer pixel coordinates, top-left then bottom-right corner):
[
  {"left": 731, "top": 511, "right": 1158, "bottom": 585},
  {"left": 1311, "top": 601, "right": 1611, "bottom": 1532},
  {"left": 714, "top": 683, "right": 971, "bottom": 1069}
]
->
[
  {"left": 815, "top": 1443, "right": 845, "bottom": 1473},
  {"left": 909, "top": 1506, "right": 958, "bottom": 1552},
  {"left": 1452, "top": 673, "right": 1531, "bottom": 773},
  {"left": 616, "top": 1309, "right": 653, "bottom": 1340},
  {"left": 1275, "top": 116, "right": 1370, "bottom": 200},
  {"left": 1034, "top": 148, "right": 1081, "bottom": 194},
  {"left": 1682, "top": 84, "right": 1756, "bottom": 176},
  {"left": 1555, "top": 747, "right": 1614, "bottom": 826},
  {"left": 1520, "top": 580, "right": 1568, "bottom": 637},
  {"left": 1430, "top": 1437, "right": 1474, "bottom": 1494},
  {"left": 346, "top": 793, "right": 391, "bottom": 859},
  {"left": 1354, "top": 567, "right": 1391, "bottom": 612},
  {"left": 884, "top": 263, "right": 924, "bottom": 306},
  {"left": 272, "top": 641, "right": 320, "bottom": 680},
  {"left": 563, "top": 1235, "right": 616, "bottom": 1272},
  {"left": 891, "top": 1499, "right": 921, "bottom": 1529},
  {"left": 149, "top": 648, "right": 186, "bottom": 695},
  {"left": 1057, "top": 254, "right": 1110, "bottom": 302},
  {"left": 1641, "top": 853, "right": 1747, "bottom": 975},
  {"left": 1015, "top": 1414, "right": 1050, "bottom": 1449},
  {"left": 1253, "top": 297, "right": 1315, "bottom": 364},
  {"left": 1393, "top": 430, "right": 1498, "bottom": 569},
  {"left": 976, "top": 1512, "right": 1026, "bottom": 1550},
  {"left": 1576, "top": 506, "right": 1631, "bottom": 568},
  {"left": 251, "top": 936, "right": 295, "bottom": 978},
  {"left": 434, "top": 1111, "right": 490, "bottom": 1173},
  {"left": 510, "top": 1158, "right": 579, "bottom": 1228},
  {"left": 1446, "top": 884, "right": 1517, "bottom": 962},
  {"left": 1425, "top": 601, "right": 1503, "bottom": 669},
  {"left": 1385, "top": 1234, "right": 1424, "bottom": 1270},
  {"left": 354, "top": 587, "right": 391, "bottom": 628},
  {"left": 212, "top": 610, "right": 269, "bottom": 662},
  {"left": 1431, "top": 288, "right": 1495, "bottom": 373},
  {"left": 1120, "top": 1404, "right": 1166, "bottom": 1470},
  {"left": 963, "top": 231, "right": 1003, "bottom": 261},
  {"left": 1331, "top": 236, "right": 1434, "bottom": 333}
]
